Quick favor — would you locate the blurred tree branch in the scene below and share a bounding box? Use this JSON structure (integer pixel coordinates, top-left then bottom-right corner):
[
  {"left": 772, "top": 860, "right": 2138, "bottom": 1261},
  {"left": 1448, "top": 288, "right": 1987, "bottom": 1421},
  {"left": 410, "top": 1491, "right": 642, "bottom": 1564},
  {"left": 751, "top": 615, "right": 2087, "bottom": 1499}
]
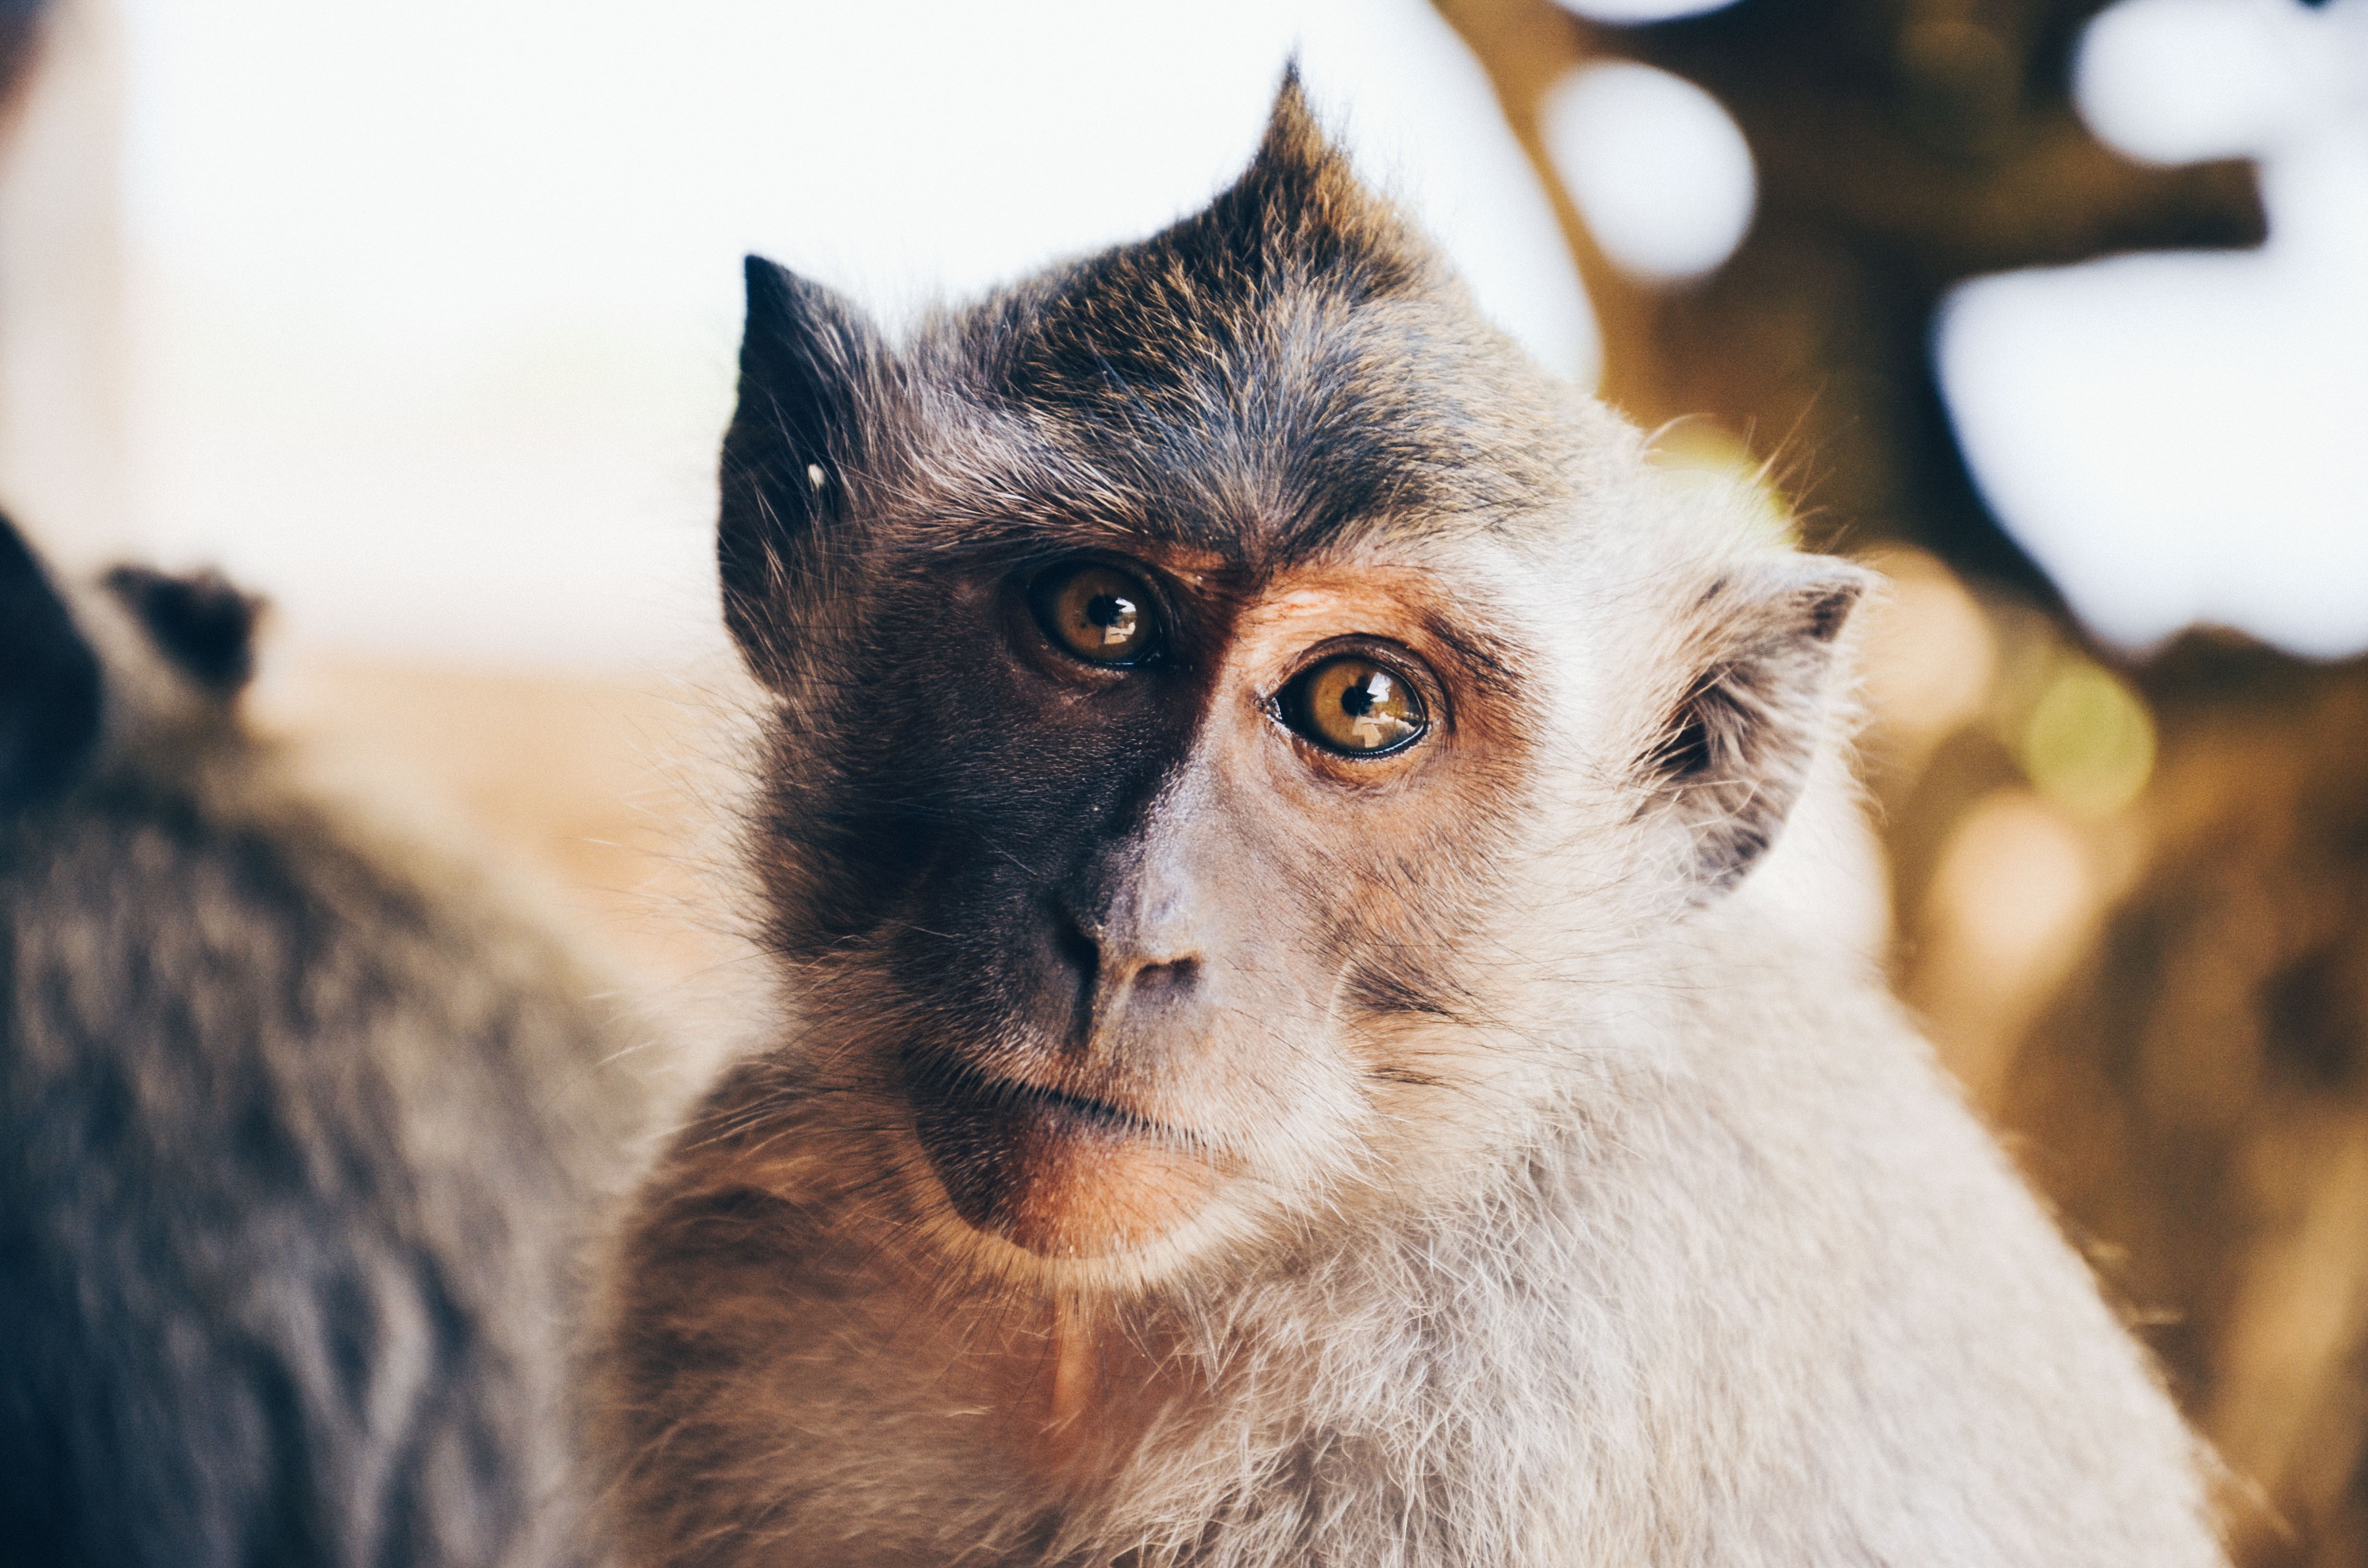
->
[{"left": 1435, "top": 0, "right": 2263, "bottom": 610}]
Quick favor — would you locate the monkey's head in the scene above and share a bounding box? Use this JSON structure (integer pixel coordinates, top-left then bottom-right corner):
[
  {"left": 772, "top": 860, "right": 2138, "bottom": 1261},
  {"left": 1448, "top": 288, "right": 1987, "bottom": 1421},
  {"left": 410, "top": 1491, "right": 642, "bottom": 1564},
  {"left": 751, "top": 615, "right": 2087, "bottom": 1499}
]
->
[{"left": 719, "top": 77, "right": 1866, "bottom": 1280}]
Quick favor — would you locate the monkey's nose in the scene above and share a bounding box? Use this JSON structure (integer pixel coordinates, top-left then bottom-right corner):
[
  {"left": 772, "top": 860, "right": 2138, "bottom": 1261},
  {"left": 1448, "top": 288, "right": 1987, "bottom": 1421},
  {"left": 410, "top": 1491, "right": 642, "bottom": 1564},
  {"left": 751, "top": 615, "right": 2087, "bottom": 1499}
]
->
[
  {"left": 1061, "top": 902, "right": 1204, "bottom": 990},
  {"left": 1107, "top": 950, "right": 1202, "bottom": 999},
  {"left": 1052, "top": 898, "right": 1204, "bottom": 1054}
]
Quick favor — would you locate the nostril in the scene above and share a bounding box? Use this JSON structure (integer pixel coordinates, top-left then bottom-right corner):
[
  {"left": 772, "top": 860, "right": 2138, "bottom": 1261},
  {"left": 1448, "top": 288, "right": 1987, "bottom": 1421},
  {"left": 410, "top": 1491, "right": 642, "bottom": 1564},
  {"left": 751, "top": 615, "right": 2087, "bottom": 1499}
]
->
[
  {"left": 1133, "top": 956, "right": 1200, "bottom": 997},
  {"left": 1050, "top": 904, "right": 1102, "bottom": 1027},
  {"left": 1052, "top": 911, "right": 1100, "bottom": 978},
  {"left": 1049, "top": 895, "right": 1202, "bottom": 1029}
]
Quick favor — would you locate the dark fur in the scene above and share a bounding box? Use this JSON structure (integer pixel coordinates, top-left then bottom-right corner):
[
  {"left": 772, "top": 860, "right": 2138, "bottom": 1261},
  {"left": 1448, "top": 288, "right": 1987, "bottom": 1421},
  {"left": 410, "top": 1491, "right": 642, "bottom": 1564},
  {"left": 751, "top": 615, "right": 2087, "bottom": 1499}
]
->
[
  {"left": 0, "top": 513, "right": 100, "bottom": 807},
  {"left": 0, "top": 514, "right": 650, "bottom": 1567}
]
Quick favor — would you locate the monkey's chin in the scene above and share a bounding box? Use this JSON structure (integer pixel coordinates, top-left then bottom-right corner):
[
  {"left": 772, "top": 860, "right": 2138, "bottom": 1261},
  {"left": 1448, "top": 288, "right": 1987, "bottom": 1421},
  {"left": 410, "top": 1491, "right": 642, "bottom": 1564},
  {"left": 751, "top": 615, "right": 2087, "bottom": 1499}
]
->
[{"left": 904, "top": 1065, "right": 1221, "bottom": 1260}]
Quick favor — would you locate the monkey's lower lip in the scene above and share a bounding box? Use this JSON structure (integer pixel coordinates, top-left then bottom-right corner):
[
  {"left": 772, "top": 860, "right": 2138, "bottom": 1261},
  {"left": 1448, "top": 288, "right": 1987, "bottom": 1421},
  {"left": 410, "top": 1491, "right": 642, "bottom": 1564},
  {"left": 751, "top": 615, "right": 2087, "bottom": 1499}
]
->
[
  {"left": 900, "top": 1053, "right": 1173, "bottom": 1144},
  {"left": 901, "top": 1053, "right": 1222, "bottom": 1258},
  {"left": 1003, "top": 1077, "right": 1164, "bottom": 1136}
]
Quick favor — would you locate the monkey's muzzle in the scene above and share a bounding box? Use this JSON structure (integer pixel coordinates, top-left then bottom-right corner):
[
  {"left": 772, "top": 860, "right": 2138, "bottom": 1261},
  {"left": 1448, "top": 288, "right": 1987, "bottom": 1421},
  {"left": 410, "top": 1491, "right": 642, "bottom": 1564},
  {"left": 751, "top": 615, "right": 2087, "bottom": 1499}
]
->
[{"left": 900, "top": 1049, "right": 1225, "bottom": 1259}]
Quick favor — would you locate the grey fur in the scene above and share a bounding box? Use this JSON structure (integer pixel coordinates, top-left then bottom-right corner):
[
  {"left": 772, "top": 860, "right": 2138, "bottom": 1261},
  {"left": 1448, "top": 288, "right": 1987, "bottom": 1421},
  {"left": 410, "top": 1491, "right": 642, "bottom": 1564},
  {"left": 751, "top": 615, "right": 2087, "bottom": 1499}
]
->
[{"left": 0, "top": 525, "right": 653, "bottom": 1567}]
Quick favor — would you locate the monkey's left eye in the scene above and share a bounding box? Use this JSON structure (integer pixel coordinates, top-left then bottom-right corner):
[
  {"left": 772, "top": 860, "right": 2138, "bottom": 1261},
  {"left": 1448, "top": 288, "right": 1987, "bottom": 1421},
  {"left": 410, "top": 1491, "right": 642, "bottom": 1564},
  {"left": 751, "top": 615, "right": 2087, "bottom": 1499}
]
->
[
  {"left": 1029, "top": 563, "right": 1161, "bottom": 667},
  {"left": 1281, "top": 655, "right": 1430, "bottom": 756}
]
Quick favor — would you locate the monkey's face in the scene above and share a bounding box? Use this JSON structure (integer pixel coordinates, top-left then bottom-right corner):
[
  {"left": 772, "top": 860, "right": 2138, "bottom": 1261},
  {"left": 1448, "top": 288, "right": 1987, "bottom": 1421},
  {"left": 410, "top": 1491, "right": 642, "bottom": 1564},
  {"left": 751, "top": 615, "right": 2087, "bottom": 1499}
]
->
[
  {"left": 783, "top": 532, "right": 1541, "bottom": 1264},
  {"left": 719, "top": 90, "right": 1862, "bottom": 1274}
]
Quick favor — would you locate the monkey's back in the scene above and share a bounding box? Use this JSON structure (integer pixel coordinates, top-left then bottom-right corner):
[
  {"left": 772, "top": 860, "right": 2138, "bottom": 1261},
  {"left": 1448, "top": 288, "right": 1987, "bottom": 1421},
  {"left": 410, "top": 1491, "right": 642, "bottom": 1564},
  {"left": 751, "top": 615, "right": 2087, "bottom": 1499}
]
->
[{"left": 0, "top": 696, "right": 647, "bottom": 1567}]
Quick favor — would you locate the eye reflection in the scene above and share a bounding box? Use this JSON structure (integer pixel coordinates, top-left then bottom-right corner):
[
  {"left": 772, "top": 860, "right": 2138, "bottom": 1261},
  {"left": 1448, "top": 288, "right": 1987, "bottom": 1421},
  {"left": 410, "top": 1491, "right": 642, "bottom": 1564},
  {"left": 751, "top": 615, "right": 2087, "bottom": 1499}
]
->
[
  {"left": 1283, "top": 655, "right": 1429, "bottom": 756},
  {"left": 1030, "top": 563, "right": 1159, "bottom": 666}
]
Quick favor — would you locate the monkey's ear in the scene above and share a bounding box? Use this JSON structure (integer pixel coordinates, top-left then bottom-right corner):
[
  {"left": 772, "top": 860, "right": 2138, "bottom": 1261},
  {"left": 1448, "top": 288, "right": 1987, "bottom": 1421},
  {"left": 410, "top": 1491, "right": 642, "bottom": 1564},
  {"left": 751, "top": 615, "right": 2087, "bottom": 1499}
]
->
[
  {"left": 718, "top": 255, "right": 886, "bottom": 681},
  {"left": 1641, "top": 558, "right": 1869, "bottom": 896},
  {"left": 0, "top": 511, "right": 103, "bottom": 812},
  {"left": 103, "top": 564, "right": 263, "bottom": 694}
]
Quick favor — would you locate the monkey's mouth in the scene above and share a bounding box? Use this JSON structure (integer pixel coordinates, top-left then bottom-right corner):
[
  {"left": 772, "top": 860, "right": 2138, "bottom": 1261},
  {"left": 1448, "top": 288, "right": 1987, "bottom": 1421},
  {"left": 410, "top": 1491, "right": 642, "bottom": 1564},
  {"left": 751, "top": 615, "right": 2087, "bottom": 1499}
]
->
[{"left": 900, "top": 1051, "right": 1224, "bottom": 1259}]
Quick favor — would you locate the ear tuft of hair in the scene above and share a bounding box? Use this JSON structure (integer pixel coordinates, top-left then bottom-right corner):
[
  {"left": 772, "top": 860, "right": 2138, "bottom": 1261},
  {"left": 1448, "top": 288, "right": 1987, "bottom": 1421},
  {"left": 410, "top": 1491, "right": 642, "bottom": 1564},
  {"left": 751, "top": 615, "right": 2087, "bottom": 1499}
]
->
[
  {"left": 0, "top": 511, "right": 102, "bottom": 813},
  {"left": 103, "top": 564, "right": 263, "bottom": 693},
  {"left": 718, "top": 256, "right": 885, "bottom": 682},
  {"left": 1646, "top": 558, "right": 1869, "bottom": 894}
]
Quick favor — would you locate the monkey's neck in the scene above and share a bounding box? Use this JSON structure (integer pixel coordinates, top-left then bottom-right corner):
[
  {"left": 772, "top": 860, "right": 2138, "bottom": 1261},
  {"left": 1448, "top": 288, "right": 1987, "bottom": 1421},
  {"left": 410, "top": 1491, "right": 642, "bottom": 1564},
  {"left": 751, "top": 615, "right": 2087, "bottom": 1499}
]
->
[
  {"left": 983, "top": 1291, "right": 1195, "bottom": 1495},
  {"left": 924, "top": 1183, "right": 1551, "bottom": 1509}
]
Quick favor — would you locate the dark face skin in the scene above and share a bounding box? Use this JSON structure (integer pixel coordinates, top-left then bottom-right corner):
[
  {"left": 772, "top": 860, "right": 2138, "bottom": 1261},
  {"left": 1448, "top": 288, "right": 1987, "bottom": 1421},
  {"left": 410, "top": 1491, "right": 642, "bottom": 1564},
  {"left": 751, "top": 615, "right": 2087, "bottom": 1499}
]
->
[{"left": 794, "top": 537, "right": 1529, "bottom": 1259}]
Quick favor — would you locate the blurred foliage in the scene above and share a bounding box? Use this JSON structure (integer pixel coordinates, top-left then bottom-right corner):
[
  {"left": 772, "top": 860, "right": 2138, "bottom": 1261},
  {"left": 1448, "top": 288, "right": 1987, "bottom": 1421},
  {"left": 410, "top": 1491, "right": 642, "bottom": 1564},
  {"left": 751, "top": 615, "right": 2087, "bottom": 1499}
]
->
[
  {"left": 1438, "top": 0, "right": 2368, "bottom": 1561},
  {"left": 1438, "top": 0, "right": 2263, "bottom": 603}
]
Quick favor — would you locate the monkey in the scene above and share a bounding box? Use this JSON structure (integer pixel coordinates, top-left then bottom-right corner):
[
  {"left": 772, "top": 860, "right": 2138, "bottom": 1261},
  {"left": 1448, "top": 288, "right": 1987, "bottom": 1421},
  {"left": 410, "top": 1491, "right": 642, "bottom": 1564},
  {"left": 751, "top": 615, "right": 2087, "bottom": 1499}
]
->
[
  {"left": 592, "top": 77, "right": 2224, "bottom": 1567},
  {"left": 0, "top": 509, "right": 655, "bottom": 1568}
]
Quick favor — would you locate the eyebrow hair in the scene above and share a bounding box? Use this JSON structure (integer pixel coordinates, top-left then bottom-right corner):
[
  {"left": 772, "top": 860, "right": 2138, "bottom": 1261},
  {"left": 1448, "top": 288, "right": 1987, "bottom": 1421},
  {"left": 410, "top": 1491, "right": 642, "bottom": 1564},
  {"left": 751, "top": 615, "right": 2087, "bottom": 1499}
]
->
[{"left": 1418, "top": 606, "right": 1518, "bottom": 687}]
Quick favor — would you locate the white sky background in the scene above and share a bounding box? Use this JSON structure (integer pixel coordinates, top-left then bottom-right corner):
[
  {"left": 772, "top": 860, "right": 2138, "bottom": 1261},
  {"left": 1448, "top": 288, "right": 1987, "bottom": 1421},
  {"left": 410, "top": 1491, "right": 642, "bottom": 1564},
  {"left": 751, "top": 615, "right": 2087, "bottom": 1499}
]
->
[
  {"left": 99, "top": 0, "right": 1590, "bottom": 670},
  {"left": 3, "top": 0, "right": 2362, "bottom": 669}
]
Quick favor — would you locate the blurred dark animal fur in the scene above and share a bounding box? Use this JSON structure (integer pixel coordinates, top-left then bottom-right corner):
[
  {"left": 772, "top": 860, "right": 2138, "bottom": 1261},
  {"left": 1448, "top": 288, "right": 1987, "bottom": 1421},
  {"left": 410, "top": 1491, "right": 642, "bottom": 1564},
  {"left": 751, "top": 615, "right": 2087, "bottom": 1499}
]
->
[{"left": 0, "top": 511, "right": 651, "bottom": 1566}]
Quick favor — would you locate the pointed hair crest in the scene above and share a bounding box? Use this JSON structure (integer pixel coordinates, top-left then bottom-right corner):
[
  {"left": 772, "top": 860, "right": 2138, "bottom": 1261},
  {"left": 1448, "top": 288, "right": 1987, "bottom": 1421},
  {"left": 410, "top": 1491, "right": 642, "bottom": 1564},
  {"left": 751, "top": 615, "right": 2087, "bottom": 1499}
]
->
[{"left": 1187, "top": 64, "right": 1432, "bottom": 300}]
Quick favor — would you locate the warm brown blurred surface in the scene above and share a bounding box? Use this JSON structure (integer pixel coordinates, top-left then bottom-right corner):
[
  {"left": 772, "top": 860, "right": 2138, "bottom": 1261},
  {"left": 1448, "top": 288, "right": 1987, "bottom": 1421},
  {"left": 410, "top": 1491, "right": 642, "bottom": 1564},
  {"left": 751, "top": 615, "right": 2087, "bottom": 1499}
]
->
[
  {"left": 246, "top": 649, "right": 748, "bottom": 995},
  {"left": 2003, "top": 645, "right": 2368, "bottom": 1565},
  {"left": 1859, "top": 567, "right": 2368, "bottom": 1562},
  {"left": 1438, "top": 0, "right": 2368, "bottom": 1561}
]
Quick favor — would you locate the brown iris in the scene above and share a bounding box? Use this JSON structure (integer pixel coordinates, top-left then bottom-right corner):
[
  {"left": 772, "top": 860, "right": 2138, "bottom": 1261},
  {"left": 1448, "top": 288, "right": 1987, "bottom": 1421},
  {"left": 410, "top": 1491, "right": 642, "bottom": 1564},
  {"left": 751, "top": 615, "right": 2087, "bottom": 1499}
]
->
[
  {"left": 1030, "top": 563, "right": 1159, "bottom": 666},
  {"left": 1283, "top": 655, "right": 1429, "bottom": 756}
]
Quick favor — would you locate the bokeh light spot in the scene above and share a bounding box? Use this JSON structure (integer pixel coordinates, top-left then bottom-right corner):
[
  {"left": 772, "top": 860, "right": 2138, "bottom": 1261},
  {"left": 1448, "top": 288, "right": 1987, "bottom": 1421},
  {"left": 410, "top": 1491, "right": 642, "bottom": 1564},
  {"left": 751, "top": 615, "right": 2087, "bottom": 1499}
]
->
[
  {"left": 2019, "top": 661, "right": 2157, "bottom": 821},
  {"left": 1915, "top": 788, "right": 2105, "bottom": 1103},
  {"left": 1550, "top": 0, "right": 1742, "bottom": 23},
  {"left": 1646, "top": 420, "right": 1793, "bottom": 543},
  {"left": 2076, "top": 0, "right": 2344, "bottom": 164},
  {"left": 1541, "top": 61, "right": 1756, "bottom": 283},
  {"left": 1858, "top": 548, "right": 1998, "bottom": 757}
]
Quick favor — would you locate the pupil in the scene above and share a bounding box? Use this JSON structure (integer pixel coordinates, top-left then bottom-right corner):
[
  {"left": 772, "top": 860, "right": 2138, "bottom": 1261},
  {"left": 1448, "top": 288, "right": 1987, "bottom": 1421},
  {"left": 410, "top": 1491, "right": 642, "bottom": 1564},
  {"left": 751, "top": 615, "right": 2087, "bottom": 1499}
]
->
[
  {"left": 1086, "top": 595, "right": 1132, "bottom": 630},
  {"left": 1338, "top": 672, "right": 1390, "bottom": 717}
]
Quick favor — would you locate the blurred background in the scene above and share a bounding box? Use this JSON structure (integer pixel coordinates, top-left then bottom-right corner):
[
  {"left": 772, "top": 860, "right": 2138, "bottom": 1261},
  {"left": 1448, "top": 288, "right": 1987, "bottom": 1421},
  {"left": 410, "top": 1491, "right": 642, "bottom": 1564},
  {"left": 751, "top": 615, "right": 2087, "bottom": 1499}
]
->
[{"left": 0, "top": 0, "right": 2362, "bottom": 1558}]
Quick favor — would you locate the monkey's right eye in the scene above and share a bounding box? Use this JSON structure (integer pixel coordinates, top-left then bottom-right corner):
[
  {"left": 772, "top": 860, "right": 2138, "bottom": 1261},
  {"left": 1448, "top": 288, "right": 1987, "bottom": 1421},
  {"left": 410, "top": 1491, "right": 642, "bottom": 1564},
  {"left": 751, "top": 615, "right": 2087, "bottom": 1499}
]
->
[{"left": 1028, "top": 563, "right": 1161, "bottom": 667}]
